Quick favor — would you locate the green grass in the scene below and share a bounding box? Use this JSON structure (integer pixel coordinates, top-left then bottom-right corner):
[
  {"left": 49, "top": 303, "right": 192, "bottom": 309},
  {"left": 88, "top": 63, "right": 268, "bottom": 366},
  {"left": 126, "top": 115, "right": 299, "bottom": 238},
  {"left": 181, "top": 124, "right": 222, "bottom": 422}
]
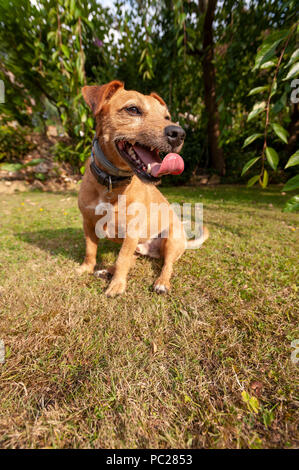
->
[{"left": 0, "top": 185, "right": 298, "bottom": 449}]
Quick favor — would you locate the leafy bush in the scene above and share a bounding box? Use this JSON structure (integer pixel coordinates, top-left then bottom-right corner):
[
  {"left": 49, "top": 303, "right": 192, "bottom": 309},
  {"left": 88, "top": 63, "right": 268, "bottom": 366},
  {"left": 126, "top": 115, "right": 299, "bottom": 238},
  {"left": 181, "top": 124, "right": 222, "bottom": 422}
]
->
[
  {"left": 242, "top": 22, "right": 299, "bottom": 211},
  {"left": 53, "top": 137, "right": 92, "bottom": 172},
  {"left": 0, "top": 125, "right": 36, "bottom": 162},
  {"left": 0, "top": 0, "right": 297, "bottom": 182}
]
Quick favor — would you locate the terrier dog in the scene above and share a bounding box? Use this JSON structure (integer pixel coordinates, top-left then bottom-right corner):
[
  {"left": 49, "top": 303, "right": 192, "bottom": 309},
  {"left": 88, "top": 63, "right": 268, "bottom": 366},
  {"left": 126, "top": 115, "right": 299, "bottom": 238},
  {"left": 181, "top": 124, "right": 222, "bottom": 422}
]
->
[{"left": 78, "top": 81, "right": 208, "bottom": 297}]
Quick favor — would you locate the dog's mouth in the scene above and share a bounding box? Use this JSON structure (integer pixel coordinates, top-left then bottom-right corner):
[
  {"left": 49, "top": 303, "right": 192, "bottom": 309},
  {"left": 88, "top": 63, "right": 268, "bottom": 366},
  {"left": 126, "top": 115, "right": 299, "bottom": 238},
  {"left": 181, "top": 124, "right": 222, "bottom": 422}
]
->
[{"left": 116, "top": 140, "right": 184, "bottom": 183}]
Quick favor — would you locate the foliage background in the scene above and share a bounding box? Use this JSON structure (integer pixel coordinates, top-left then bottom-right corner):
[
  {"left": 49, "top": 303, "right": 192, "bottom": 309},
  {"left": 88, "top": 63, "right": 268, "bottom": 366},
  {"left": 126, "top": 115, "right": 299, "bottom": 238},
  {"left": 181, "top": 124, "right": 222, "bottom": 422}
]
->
[{"left": 0, "top": 0, "right": 298, "bottom": 187}]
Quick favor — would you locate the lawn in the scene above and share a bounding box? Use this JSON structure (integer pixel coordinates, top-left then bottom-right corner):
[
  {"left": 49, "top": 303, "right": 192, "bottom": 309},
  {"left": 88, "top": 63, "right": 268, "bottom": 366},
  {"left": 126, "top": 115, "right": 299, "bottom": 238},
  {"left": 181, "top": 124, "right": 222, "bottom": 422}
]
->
[{"left": 0, "top": 185, "right": 298, "bottom": 449}]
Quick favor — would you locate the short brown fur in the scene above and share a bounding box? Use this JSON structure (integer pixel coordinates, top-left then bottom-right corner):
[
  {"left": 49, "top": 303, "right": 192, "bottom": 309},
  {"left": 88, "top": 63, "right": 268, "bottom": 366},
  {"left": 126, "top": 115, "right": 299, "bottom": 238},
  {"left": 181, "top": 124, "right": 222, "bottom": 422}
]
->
[{"left": 78, "top": 81, "right": 208, "bottom": 296}]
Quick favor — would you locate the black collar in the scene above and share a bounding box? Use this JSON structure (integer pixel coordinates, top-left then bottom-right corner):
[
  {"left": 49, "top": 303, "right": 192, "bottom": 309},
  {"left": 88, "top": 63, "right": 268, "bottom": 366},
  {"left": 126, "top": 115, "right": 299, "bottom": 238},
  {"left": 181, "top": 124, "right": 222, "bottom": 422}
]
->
[{"left": 90, "top": 136, "right": 133, "bottom": 190}]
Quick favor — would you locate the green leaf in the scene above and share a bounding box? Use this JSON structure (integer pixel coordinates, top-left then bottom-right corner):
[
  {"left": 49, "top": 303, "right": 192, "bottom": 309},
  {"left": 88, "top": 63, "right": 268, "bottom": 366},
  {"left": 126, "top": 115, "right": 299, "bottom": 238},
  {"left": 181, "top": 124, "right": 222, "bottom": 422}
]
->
[
  {"left": 139, "top": 48, "right": 147, "bottom": 63},
  {"left": 178, "top": 12, "right": 186, "bottom": 25},
  {"left": 61, "top": 44, "right": 70, "bottom": 58},
  {"left": 61, "top": 112, "right": 67, "bottom": 124},
  {"left": 266, "top": 147, "right": 279, "bottom": 170},
  {"left": 248, "top": 86, "right": 268, "bottom": 96},
  {"left": 272, "top": 123, "right": 289, "bottom": 144},
  {"left": 35, "top": 172, "right": 46, "bottom": 181},
  {"left": 263, "top": 407, "right": 276, "bottom": 428},
  {"left": 261, "top": 169, "right": 269, "bottom": 188},
  {"left": 24, "top": 158, "right": 43, "bottom": 167},
  {"left": 0, "top": 162, "right": 23, "bottom": 172},
  {"left": 75, "top": 141, "right": 83, "bottom": 151},
  {"left": 76, "top": 55, "right": 82, "bottom": 72},
  {"left": 247, "top": 174, "right": 260, "bottom": 187},
  {"left": 146, "top": 54, "right": 152, "bottom": 69},
  {"left": 80, "top": 165, "right": 85, "bottom": 175},
  {"left": 47, "top": 31, "right": 56, "bottom": 42},
  {"left": 247, "top": 101, "right": 266, "bottom": 121},
  {"left": 52, "top": 50, "right": 59, "bottom": 62},
  {"left": 270, "top": 79, "right": 277, "bottom": 98},
  {"left": 254, "top": 42, "right": 280, "bottom": 71},
  {"left": 138, "top": 62, "right": 144, "bottom": 73},
  {"left": 241, "top": 391, "right": 260, "bottom": 414},
  {"left": 283, "top": 62, "right": 299, "bottom": 81},
  {"left": 283, "top": 174, "right": 299, "bottom": 191},
  {"left": 241, "top": 157, "right": 260, "bottom": 176},
  {"left": 184, "top": 394, "right": 191, "bottom": 403},
  {"left": 260, "top": 60, "right": 277, "bottom": 70},
  {"left": 253, "top": 30, "right": 288, "bottom": 71},
  {"left": 285, "top": 150, "right": 299, "bottom": 169},
  {"left": 80, "top": 112, "right": 87, "bottom": 123},
  {"left": 272, "top": 94, "right": 286, "bottom": 115},
  {"left": 74, "top": 8, "right": 81, "bottom": 19},
  {"left": 177, "top": 35, "right": 184, "bottom": 48},
  {"left": 243, "top": 133, "right": 263, "bottom": 148},
  {"left": 87, "top": 117, "right": 94, "bottom": 128},
  {"left": 70, "top": 0, "right": 75, "bottom": 15},
  {"left": 283, "top": 195, "right": 299, "bottom": 212},
  {"left": 285, "top": 48, "right": 299, "bottom": 68}
]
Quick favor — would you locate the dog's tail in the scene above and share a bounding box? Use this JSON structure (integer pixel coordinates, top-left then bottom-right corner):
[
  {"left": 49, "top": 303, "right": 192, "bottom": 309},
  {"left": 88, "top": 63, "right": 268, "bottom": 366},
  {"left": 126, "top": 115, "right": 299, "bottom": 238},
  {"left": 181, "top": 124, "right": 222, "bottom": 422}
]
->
[{"left": 185, "top": 225, "right": 209, "bottom": 249}]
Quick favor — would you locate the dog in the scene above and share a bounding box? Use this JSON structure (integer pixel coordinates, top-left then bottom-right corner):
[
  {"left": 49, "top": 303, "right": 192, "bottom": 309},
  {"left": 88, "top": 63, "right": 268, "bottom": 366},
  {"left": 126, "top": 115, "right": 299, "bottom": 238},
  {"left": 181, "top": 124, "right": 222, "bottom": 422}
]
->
[{"left": 78, "top": 80, "right": 209, "bottom": 297}]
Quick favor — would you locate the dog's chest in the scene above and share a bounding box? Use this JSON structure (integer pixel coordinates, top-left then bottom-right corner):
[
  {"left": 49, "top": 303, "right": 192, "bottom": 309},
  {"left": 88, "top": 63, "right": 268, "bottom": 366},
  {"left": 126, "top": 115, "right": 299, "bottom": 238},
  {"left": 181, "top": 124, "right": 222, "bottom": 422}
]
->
[{"left": 90, "top": 196, "right": 164, "bottom": 257}]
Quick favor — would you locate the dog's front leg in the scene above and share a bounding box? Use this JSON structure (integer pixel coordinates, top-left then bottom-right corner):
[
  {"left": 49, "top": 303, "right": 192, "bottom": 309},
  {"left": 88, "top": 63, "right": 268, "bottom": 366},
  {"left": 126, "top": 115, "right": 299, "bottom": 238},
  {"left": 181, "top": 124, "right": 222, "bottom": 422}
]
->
[
  {"left": 154, "top": 235, "right": 185, "bottom": 294},
  {"left": 77, "top": 219, "right": 99, "bottom": 274},
  {"left": 105, "top": 236, "right": 139, "bottom": 297}
]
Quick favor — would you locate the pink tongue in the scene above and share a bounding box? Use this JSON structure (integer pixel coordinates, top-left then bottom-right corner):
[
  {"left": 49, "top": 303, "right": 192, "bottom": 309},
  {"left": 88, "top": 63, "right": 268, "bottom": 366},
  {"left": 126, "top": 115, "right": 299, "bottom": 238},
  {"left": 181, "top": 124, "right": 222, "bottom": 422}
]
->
[
  {"left": 132, "top": 144, "right": 184, "bottom": 177},
  {"left": 151, "top": 153, "right": 184, "bottom": 177}
]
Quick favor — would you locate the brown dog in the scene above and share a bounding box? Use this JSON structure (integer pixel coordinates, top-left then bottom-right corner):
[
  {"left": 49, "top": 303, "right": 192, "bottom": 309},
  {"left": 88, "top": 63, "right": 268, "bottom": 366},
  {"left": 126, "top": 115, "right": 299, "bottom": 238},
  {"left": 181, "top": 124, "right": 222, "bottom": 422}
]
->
[{"left": 78, "top": 80, "right": 208, "bottom": 297}]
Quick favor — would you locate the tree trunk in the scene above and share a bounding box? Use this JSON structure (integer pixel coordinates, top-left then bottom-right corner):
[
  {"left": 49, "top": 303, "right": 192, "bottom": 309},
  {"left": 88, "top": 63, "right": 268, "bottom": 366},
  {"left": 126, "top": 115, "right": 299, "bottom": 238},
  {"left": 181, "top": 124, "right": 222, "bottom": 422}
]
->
[{"left": 201, "top": 0, "right": 225, "bottom": 175}]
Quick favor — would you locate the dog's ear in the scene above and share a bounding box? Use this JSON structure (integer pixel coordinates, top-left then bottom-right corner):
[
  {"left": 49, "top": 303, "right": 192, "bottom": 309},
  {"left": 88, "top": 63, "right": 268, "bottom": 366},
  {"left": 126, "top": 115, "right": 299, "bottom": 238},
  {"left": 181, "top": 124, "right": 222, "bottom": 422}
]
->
[
  {"left": 82, "top": 80, "right": 124, "bottom": 116},
  {"left": 150, "top": 92, "right": 167, "bottom": 107}
]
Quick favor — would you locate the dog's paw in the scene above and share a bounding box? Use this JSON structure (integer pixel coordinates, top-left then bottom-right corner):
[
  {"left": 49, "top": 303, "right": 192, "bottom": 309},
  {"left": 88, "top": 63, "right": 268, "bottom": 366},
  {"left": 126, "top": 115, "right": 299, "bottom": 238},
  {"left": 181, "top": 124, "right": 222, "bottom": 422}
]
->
[
  {"left": 154, "top": 281, "right": 169, "bottom": 295},
  {"left": 76, "top": 263, "right": 94, "bottom": 275},
  {"left": 94, "top": 269, "right": 113, "bottom": 280},
  {"left": 105, "top": 278, "right": 126, "bottom": 297}
]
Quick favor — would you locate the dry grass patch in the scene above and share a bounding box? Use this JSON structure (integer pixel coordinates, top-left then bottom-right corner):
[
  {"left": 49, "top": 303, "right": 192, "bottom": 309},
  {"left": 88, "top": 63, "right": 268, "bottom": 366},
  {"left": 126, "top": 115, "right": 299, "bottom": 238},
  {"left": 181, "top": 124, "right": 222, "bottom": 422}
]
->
[{"left": 0, "top": 186, "right": 298, "bottom": 448}]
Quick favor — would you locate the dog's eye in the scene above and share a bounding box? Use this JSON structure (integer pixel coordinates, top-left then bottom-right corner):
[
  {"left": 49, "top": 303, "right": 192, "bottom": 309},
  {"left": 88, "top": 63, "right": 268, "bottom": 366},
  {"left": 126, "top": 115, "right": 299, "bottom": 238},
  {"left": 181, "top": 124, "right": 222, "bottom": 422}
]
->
[
  {"left": 165, "top": 116, "right": 171, "bottom": 120},
  {"left": 125, "top": 106, "right": 141, "bottom": 115}
]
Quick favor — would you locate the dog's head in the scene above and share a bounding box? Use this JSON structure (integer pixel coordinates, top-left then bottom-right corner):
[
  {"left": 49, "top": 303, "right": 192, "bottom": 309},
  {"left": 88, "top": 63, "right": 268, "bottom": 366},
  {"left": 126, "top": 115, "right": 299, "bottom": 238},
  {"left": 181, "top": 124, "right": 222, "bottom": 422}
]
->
[{"left": 82, "top": 81, "right": 185, "bottom": 183}]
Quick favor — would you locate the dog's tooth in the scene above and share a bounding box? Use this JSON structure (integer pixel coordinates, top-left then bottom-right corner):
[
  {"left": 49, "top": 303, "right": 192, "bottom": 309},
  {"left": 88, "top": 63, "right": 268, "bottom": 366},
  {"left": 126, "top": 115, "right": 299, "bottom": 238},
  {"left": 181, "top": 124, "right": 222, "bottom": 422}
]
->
[{"left": 147, "top": 164, "right": 151, "bottom": 174}]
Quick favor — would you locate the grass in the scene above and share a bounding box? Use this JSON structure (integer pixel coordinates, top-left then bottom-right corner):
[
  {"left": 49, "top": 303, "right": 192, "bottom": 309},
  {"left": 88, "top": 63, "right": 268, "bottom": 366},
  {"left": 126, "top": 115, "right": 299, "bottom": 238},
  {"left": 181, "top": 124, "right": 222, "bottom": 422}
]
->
[{"left": 0, "top": 185, "right": 298, "bottom": 449}]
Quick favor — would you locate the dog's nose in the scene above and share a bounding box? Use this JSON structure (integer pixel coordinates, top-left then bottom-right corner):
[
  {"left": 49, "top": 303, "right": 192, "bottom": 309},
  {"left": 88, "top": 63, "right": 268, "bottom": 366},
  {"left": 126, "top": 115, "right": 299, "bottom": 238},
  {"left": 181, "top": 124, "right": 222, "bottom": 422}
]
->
[{"left": 164, "top": 125, "right": 186, "bottom": 148}]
